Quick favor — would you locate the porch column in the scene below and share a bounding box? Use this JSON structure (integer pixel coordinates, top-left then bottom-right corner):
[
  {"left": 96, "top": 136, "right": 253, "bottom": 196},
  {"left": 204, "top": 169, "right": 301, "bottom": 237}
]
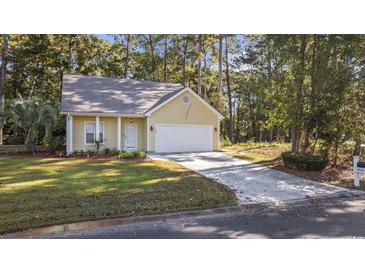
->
[
  {"left": 67, "top": 114, "right": 73, "bottom": 155},
  {"left": 117, "top": 116, "right": 121, "bottom": 150},
  {"left": 146, "top": 116, "right": 150, "bottom": 152},
  {"left": 95, "top": 116, "right": 100, "bottom": 142}
]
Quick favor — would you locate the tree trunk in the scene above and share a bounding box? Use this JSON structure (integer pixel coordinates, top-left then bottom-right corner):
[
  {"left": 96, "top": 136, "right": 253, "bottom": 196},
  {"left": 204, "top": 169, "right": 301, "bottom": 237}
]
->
[
  {"left": 148, "top": 35, "right": 156, "bottom": 80},
  {"left": 124, "top": 34, "right": 130, "bottom": 79},
  {"left": 225, "top": 36, "right": 234, "bottom": 142},
  {"left": 235, "top": 97, "right": 241, "bottom": 142},
  {"left": 203, "top": 51, "right": 208, "bottom": 100},
  {"left": 68, "top": 35, "right": 73, "bottom": 71},
  {"left": 276, "top": 125, "right": 281, "bottom": 141},
  {"left": 216, "top": 34, "right": 223, "bottom": 111},
  {"left": 267, "top": 40, "right": 274, "bottom": 143},
  {"left": 259, "top": 129, "right": 263, "bottom": 142},
  {"left": 163, "top": 35, "right": 168, "bottom": 82},
  {"left": 182, "top": 35, "right": 189, "bottom": 87},
  {"left": 0, "top": 34, "right": 9, "bottom": 145},
  {"left": 301, "top": 36, "right": 318, "bottom": 154},
  {"left": 197, "top": 35, "right": 202, "bottom": 95},
  {"left": 354, "top": 139, "right": 362, "bottom": 156},
  {"left": 291, "top": 35, "right": 307, "bottom": 153}
]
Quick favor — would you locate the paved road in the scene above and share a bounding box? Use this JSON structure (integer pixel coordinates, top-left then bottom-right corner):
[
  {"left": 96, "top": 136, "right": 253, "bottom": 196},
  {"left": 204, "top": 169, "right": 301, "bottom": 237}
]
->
[
  {"left": 149, "top": 152, "right": 358, "bottom": 204},
  {"left": 20, "top": 196, "right": 365, "bottom": 239}
]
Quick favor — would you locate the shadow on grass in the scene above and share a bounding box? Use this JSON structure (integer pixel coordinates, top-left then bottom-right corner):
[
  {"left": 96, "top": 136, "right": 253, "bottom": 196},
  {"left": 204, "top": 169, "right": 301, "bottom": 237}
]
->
[
  {"left": 0, "top": 156, "right": 237, "bottom": 234},
  {"left": 228, "top": 153, "right": 282, "bottom": 167}
]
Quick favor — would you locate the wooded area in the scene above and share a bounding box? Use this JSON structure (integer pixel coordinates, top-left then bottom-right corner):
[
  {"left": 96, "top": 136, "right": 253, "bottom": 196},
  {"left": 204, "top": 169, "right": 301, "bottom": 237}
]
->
[{"left": 0, "top": 34, "right": 364, "bottom": 164}]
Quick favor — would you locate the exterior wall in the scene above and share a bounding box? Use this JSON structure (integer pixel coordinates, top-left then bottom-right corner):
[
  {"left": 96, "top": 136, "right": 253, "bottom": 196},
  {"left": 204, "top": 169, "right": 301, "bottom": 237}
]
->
[
  {"left": 148, "top": 90, "right": 220, "bottom": 151},
  {"left": 71, "top": 116, "right": 146, "bottom": 152},
  {"left": 120, "top": 117, "right": 145, "bottom": 151}
]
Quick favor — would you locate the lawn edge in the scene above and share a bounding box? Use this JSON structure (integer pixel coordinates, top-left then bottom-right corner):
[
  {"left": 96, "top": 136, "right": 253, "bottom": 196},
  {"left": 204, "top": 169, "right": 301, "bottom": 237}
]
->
[{"left": 3, "top": 191, "right": 363, "bottom": 239}]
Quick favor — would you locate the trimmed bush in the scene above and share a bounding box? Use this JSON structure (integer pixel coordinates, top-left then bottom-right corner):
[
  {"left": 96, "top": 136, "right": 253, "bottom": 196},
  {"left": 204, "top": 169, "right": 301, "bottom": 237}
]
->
[
  {"left": 119, "top": 150, "right": 145, "bottom": 159},
  {"left": 133, "top": 150, "right": 145, "bottom": 158},
  {"left": 281, "top": 152, "right": 328, "bottom": 171},
  {"left": 103, "top": 147, "right": 120, "bottom": 156}
]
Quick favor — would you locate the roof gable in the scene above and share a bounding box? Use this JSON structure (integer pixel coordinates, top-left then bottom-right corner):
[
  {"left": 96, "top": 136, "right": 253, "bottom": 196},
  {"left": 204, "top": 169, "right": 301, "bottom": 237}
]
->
[{"left": 145, "top": 87, "right": 224, "bottom": 120}]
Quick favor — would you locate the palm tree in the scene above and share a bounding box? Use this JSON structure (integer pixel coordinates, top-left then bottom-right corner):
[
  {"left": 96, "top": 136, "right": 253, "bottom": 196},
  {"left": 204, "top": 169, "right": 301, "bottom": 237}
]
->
[{"left": 7, "top": 96, "right": 56, "bottom": 152}]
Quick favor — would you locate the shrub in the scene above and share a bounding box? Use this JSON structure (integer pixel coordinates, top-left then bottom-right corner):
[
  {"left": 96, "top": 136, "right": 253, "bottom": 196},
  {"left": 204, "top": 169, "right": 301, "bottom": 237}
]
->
[
  {"left": 86, "top": 149, "right": 96, "bottom": 156},
  {"left": 119, "top": 150, "right": 145, "bottom": 159},
  {"left": 103, "top": 147, "right": 111, "bottom": 155},
  {"left": 133, "top": 150, "right": 145, "bottom": 158},
  {"left": 282, "top": 152, "right": 328, "bottom": 171},
  {"left": 120, "top": 151, "right": 135, "bottom": 159},
  {"left": 48, "top": 136, "right": 65, "bottom": 152},
  {"left": 104, "top": 147, "right": 120, "bottom": 156}
]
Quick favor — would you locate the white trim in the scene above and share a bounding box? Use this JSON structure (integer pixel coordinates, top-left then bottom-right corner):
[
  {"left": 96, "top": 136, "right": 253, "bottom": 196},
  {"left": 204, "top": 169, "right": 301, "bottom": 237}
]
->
[
  {"left": 95, "top": 116, "right": 100, "bottom": 142},
  {"left": 124, "top": 123, "right": 138, "bottom": 151},
  {"left": 70, "top": 115, "right": 73, "bottom": 154},
  {"left": 146, "top": 116, "right": 150, "bottom": 151},
  {"left": 155, "top": 123, "right": 213, "bottom": 152},
  {"left": 144, "top": 87, "right": 224, "bottom": 120},
  {"left": 217, "top": 117, "right": 220, "bottom": 151},
  {"left": 117, "top": 116, "right": 122, "bottom": 151},
  {"left": 66, "top": 114, "right": 73, "bottom": 155},
  {"left": 84, "top": 121, "right": 105, "bottom": 145},
  {"left": 60, "top": 112, "right": 144, "bottom": 118}
]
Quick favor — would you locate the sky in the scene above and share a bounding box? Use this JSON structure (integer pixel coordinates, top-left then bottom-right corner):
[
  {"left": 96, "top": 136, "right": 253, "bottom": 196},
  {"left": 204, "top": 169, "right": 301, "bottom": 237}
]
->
[{"left": 97, "top": 34, "right": 115, "bottom": 43}]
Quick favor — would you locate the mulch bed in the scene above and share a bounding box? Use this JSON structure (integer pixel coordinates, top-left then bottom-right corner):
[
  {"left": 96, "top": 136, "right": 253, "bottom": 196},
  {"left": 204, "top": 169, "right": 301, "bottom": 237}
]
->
[
  {"left": 271, "top": 161, "right": 363, "bottom": 189},
  {"left": 0, "top": 151, "right": 147, "bottom": 161}
]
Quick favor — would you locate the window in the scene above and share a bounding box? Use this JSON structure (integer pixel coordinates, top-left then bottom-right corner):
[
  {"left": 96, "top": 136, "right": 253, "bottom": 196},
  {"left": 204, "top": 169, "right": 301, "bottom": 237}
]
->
[
  {"left": 183, "top": 95, "right": 190, "bottom": 104},
  {"left": 85, "top": 122, "right": 104, "bottom": 144}
]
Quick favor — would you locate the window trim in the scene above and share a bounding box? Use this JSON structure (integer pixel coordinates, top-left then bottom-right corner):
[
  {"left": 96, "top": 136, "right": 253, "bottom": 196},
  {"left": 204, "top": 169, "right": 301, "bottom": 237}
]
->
[{"left": 84, "top": 121, "right": 105, "bottom": 145}]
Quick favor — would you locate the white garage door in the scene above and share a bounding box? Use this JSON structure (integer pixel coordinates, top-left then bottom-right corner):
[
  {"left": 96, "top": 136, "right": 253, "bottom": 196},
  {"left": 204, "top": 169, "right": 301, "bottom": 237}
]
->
[{"left": 155, "top": 124, "right": 213, "bottom": 153}]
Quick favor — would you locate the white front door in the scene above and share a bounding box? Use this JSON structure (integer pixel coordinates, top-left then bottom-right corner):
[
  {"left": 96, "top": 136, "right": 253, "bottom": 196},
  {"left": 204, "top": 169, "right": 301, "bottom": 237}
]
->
[{"left": 125, "top": 124, "right": 137, "bottom": 150}]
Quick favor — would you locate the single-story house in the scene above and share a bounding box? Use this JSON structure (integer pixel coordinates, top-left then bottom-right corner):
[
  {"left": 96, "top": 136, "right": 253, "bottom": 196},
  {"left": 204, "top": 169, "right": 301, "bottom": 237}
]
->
[{"left": 60, "top": 74, "right": 224, "bottom": 155}]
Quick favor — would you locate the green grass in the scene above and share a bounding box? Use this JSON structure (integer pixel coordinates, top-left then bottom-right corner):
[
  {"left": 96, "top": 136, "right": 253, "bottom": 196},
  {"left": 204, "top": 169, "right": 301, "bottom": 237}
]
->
[
  {"left": 0, "top": 145, "right": 27, "bottom": 152},
  {"left": 0, "top": 156, "right": 237, "bottom": 234},
  {"left": 224, "top": 142, "right": 290, "bottom": 166}
]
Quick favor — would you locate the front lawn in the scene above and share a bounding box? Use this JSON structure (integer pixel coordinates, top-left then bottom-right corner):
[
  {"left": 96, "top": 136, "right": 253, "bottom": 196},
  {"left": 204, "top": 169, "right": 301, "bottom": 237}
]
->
[
  {"left": 0, "top": 156, "right": 236, "bottom": 234},
  {"left": 224, "top": 142, "right": 290, "bottom": 166},
  {"left": 0, "top": 145, "right": 27, "bottom": 153},
  {"left": 224, "top": 142, "right": 363, "bottom": 188}
]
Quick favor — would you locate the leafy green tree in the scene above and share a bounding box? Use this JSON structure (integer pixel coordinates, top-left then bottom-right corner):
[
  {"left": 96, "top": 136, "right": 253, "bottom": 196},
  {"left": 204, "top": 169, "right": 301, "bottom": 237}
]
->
[{"left": 7, "top": 96, "right": 56, "bottom": 151}]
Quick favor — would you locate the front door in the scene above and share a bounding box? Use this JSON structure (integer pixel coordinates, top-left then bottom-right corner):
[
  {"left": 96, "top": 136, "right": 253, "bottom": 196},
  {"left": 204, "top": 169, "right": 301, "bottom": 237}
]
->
[{"left": 125, "top": 124, "right": 137, "bottom": 150}]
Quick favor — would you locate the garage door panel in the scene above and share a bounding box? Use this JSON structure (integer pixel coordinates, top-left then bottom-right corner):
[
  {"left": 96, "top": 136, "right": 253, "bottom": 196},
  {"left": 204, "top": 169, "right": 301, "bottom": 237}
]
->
[{"left": 155, "top": 124, "right": 212, "bottom": 153}]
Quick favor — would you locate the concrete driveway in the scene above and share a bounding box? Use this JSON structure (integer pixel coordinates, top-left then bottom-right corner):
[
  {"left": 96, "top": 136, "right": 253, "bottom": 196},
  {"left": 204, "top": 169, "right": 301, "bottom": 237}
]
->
[{"left": 149, "top": 152, "right": 359, "bottom": 205}]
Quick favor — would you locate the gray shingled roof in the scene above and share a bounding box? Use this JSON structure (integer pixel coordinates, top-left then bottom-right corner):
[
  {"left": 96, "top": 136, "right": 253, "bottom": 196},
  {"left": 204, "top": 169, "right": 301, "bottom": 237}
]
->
[{"left": 60, "top": 74, "right": 184, "bottom": 115}]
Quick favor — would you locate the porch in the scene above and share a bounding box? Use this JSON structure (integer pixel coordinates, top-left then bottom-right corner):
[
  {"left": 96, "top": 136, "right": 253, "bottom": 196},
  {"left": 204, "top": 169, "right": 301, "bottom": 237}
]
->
[{"left": 66, "top": 114, "right": 147, "bottom": 155}]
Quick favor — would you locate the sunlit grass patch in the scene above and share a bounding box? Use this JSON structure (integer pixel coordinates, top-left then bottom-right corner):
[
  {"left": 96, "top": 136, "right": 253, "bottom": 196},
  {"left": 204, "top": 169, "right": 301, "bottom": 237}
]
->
[
  {"left": 224, "top": 142, "right": 290, "bottom": 166},
  {"left": 0, "top": 156, "right": 236, "bottom": 234}
]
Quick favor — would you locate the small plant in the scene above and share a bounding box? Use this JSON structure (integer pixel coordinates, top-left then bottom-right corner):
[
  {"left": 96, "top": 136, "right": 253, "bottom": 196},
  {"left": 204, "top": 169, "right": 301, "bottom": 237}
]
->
[
  {"left": 95, "top": 140, "right": 104, "bottom": 155},
  {"left": 103, "top": 147, "right": 111, "bottom": 155},
  {"left": 86, "top": 149, "right": 96, "bottom": 157},
  {"left": 119, "top": 150, "right": 145, "bottom": 159},
  {"left": 110, "top": 148, "right": 120, "bottom": 156},
  {"left": 133, "top": 150, "right": 145, "bottom": 158},
  {"left": 104, "top": 147, "right": 120, "bottom": 156},
  {"left": 120, "top": 151, "right": 135, "bottom": 159},
  {"left": 282, "top": 152, "right": 328, "bottom": 171}
]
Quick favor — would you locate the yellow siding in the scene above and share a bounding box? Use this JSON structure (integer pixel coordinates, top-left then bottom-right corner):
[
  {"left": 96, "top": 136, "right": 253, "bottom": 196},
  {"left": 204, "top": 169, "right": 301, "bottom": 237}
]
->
[
  {"left": 72, "top": 116, "right": 118, "bottom": 152},
  {"left": 148, "top": 90, "right": 220, "bottom": 151},
  {"left": 72, "top": 116, "right": 146, "bottom": 152}
]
